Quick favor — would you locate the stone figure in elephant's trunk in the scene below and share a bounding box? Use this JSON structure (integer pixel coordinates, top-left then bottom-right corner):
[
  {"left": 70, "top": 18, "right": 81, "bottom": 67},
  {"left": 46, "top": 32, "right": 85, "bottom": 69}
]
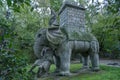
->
[
  {"left": 29, "top": 47, "right": 54, "bottom": 77},
  {"left": 34, "top": 27, "right": 100, "bottom": 76}
]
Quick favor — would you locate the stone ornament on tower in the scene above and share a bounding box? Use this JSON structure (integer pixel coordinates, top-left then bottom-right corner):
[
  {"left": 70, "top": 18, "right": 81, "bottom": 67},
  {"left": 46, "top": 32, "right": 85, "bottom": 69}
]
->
[{"left": 49, "top": 8, "right": 59, "bottom": 27}]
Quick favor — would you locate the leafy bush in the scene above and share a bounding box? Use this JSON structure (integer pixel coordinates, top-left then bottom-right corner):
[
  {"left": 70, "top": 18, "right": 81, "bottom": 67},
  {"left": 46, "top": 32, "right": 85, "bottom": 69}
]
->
[
  {"left": 91, "top": 13, "right": 120, "bottom": 58},
  {"left": 0, "top": 8, "right": 34, "bottom": 80}
]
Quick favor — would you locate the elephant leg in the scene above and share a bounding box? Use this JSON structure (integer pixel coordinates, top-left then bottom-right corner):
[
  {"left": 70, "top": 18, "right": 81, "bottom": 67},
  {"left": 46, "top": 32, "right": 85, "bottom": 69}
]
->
[
  {"left": 59, "top": 50, "right": 71, "bottom": 76},
  {"left": 82, "top": 55, "right": 89, "bottom": 69},
  {"left": 90, "top": 53, "right": 99, "bottom": 71},
  {"left": 57, "top": 44, "right": 72, "bottom": 76},
  {"left": 90, "top": 41, "right": 100, "bottom": 71},
  {"left": 54, "top": 55, "right": 61, "bottom": 73}
]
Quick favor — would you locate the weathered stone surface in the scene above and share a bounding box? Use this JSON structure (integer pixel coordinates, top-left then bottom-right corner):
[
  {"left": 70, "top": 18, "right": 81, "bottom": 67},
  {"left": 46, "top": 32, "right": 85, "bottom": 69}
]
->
[
  {"left": 29, "top": 47, "right": 54, "bottom": 78},
  {"left": 68, "top": 30, "right": 96, "bottom": 41},
  {"left": 58, "top": 2, "right": 90, "bottom": 41},
  {"left": 33, "top": 0, "right": 100, "bottom": 77},
  {"left": 34, "top": 28, "right": 99, "bottom": 76},
  {"left": 59, "top": 2, "right": 85, "bottom": 29}
]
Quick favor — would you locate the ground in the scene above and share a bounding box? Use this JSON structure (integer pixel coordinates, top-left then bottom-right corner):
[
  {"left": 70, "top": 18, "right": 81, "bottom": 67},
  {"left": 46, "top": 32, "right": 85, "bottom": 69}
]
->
[
  {"left": 100, "top": 58, "right": 120, "bottom": 67},
  {"left": 27, "top": 59, "right": 120, "bottom": 80},
  {"left": 72, "top": 58, "right": 120, "bottom": 67}
]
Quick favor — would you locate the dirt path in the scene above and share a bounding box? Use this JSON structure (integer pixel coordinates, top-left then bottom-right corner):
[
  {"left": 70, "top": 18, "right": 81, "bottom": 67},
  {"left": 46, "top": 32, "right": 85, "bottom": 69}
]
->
[
  {"left": 71, "top": 58, "right": 120, "bottom": 67},
  {"left": 100, "top": 58, "right": 120, "bottom": 67}
]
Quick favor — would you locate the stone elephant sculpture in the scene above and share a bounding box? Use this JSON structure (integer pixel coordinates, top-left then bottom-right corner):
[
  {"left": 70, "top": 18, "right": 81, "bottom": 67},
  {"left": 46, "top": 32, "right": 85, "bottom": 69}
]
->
[{"left": 34, "top": 27, "right": 99, "bottom": 76}]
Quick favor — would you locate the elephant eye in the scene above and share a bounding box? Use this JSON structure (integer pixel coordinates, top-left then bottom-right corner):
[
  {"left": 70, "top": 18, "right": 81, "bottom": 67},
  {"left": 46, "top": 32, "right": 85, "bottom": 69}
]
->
[{"left": 37, "top": 34, "right": 41, "bottom": 37}]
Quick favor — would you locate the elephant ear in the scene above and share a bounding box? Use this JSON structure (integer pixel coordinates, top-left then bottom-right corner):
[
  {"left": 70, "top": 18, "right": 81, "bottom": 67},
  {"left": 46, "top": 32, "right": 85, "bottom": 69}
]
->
[{"left": 46, "top": 27, "right": 66, "bottom": 45}]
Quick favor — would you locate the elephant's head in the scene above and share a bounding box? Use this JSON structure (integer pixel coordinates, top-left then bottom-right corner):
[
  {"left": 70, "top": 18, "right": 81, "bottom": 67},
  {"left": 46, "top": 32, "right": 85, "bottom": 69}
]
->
[
  {"left": 33, "top": 28, "right": 48, "bottom": 58},
  {"left": 33, "top": 27, "right": 66, "bottom": 58}
]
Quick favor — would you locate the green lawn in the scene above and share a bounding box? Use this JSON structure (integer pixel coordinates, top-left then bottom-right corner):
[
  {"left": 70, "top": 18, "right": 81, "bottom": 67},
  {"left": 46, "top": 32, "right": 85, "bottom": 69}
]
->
[{"left": 27, "top": 64, "right": 120, "bottom": 80}]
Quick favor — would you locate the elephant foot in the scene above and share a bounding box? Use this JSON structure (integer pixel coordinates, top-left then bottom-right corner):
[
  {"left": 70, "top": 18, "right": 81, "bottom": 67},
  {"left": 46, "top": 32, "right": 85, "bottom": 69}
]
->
[
  {"left": 56, "top": 71, "right": 71, "bottom": 76},
  {"left": 78, "top": 66, "right": 90, "bottom": 72},
  {"left": 82, "top": 66, "right": 89, "bottom": 69},
  {"left": 53, "top": 69, "right": 60, "bottom": 73},
  {"left": 91, "top": 67, "right": 100, "bottom": 72}
]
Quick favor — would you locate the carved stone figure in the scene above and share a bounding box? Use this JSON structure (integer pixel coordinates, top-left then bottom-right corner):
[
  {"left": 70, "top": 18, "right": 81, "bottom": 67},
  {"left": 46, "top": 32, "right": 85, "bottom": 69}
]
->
[
  {"left": 29, "top": 47, "right": 54, "bottom": 77},
  {"left": 33, "top": 0, "right": 100, "bottom": 76},
  {"left": 34, "top": 27, "right": 99, "bottom": 76},
  {"left": 49, "top": 8, "right": 59, "bottom": 26}
]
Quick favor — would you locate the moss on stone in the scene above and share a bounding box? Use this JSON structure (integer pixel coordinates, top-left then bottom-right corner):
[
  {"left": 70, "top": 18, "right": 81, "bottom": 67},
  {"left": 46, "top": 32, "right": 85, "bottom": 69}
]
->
[{"left": 68, "top": 30, "right": 96, "bottom": 41}]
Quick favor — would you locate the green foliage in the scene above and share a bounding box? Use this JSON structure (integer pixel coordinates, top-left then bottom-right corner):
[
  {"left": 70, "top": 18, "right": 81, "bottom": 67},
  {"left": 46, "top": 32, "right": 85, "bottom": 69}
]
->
[
  {"left": 14, "top": 4, "right": 41, "bottom": 46},
  {"left": 0, "top": 0, "right": 52, "bottom": 78},
  {"left": 105, "top": 0, "right": 120, "bottom": 14},
  {"left": 91, "top": 13, "right": 120, "bottom": 58},
  {"left": 0, "top": 0, "right": 31, "bottom": 12},
  {"left": 85, "top": 0, "right": 120, "bottom": 58},
  {"left": 69, "top": 31, "right": 96, "bottom": 41},
  {"left": 62, "top": 66, "right": 120, "bottom": 80},
  {"left": 13, "top": 3, "right": 50, "bottom": 59},
  {"left": 0, "top": 3, "right": 34, "bottom": 80},
  {"left": 0, "top": 16, "right": 31, "bottom": 80},
  {"left": 50, "top": 0, "right": 62, "bottom": 11}
]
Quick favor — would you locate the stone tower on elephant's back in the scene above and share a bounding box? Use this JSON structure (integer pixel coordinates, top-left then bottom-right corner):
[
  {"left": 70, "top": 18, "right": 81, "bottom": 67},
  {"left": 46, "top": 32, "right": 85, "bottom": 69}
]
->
[{"left": 59, "top": 0, "right": 86, "bottom": 40}]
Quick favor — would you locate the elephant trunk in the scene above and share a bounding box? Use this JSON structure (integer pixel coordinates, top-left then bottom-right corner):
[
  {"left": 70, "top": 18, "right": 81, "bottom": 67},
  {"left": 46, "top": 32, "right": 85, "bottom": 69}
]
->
[
  {"left": 33, "top": 29, "right": 49, "bottom": 58},
  {"left": 33, "top": 41, "right": 43, "bottom": 58}
]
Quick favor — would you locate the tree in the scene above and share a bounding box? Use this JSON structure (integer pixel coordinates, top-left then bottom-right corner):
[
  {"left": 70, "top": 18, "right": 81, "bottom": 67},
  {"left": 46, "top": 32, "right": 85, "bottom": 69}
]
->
[
  {"left": 88, "top": 0, "right": 120, "bottom": 58},
  {"left": 0, "top": 1, "right": 34, "bottom": 79},
  {"left": 0, "top": 0, "right": 31, "bottom": 12}
]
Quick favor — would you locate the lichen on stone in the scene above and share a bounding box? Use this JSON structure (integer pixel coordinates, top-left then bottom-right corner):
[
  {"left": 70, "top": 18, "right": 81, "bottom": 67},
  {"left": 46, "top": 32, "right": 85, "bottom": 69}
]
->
[{"left": 68, "top": 31, "right": 95, "bottom": 41}]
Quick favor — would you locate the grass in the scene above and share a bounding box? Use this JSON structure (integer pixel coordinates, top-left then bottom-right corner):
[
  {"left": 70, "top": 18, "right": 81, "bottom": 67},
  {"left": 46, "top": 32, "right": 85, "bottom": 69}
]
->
[
  {"left": 27, "top": 64, "right": 120, "bottom": 80},
  {"left": 62, "top": 65, "right": 120, "bottom": 80}
]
